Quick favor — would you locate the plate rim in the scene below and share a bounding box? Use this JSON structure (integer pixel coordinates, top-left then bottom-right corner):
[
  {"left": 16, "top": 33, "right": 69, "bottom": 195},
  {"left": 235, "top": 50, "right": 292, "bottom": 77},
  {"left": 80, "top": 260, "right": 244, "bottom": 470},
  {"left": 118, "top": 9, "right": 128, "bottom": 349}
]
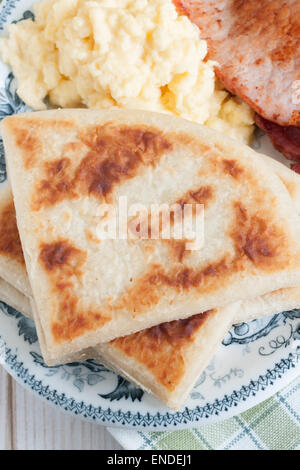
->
[{"left": 1, "top": 325, "right": 299, "bottom": 430}]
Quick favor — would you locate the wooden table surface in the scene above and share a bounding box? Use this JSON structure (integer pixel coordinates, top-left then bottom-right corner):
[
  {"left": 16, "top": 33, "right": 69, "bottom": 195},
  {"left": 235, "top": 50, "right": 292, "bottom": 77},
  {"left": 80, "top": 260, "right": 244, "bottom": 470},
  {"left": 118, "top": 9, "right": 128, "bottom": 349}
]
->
[{"left": 0, "top": 365, "right": 123, "bottom": 450}]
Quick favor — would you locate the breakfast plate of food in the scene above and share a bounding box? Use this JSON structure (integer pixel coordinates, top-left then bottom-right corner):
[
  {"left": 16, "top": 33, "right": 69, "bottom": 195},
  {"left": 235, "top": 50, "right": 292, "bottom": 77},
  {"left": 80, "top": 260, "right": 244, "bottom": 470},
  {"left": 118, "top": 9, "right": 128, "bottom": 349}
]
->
[{"left": 0, "top": 0, "right": 299, "bottom": 430}]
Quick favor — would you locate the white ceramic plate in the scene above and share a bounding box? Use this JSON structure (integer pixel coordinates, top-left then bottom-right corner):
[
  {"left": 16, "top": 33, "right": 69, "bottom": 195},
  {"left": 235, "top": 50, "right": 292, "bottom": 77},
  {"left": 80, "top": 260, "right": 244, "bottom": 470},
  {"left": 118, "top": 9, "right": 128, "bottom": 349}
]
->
[{"left": 0, "top": 0, "right": 299, "bottom": 431}]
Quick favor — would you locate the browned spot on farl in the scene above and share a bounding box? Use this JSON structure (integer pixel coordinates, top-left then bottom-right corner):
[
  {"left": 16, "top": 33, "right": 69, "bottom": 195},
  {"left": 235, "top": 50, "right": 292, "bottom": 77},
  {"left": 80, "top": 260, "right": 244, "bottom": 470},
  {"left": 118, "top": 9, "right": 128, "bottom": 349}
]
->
[
  {"left": 177, "top": 185, "right": 214, "bottom": 208},
  {"left": 76, "top": 125, "right": 173, "bottom": 199},
  {"left": 39, "top": 239, "right": 86, "bottom": 272},
  {"left": 168, "top": 240, "right": 188, "bottom": 263},
  {"left": 231, "top": 202, "right": 285, "bottom": 267},
  {"left": 4, "top": 117, "right": 75, "bottom": 170},
  {"left": 85, "top": 228, "right": 101, "bottom": 244},
  {"left": 111, "top": 310, "right": 214, "bottom": 390},
  {"left": 11, "top": 126, "right": 40, "bottom": 169},
  {"left": 0, "top": 200, "right": 25, "bottom": 265},
  {"left": 32, "top": 123, "right": 173, "bottom": 210},
  {"left": 39, "top": 239, "right": 110, "bottom": 343},
  {"left": 32, "top": 158, "right": 75, "bottom": 210},
  {"left": 52, "top": 310, "right": 109, "bottom": 343},
  {"left": 222, "top": 159, "right": 244, "bottom": 179}
]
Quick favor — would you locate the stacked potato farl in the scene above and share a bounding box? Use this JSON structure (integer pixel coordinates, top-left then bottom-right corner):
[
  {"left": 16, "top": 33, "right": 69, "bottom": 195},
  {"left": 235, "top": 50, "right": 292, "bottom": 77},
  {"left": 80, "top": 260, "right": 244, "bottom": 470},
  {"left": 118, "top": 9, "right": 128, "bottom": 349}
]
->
[{"left": 1, "top": 109, "right": 300, "bottom": 409}]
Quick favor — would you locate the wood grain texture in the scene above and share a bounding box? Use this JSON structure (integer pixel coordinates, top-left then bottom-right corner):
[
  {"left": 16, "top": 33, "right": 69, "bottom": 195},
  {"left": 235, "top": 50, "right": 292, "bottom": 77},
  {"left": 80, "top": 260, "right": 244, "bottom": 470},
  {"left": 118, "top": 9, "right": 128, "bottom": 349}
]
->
[{"left": 0, "top": 365, "right": 123, "bottom": 450}]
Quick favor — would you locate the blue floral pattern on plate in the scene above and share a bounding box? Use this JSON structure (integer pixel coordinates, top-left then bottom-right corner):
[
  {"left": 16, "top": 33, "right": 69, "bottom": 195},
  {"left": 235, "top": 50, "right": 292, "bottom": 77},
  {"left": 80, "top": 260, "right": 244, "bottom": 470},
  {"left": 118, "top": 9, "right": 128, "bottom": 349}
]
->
[{"left": 0, "top": 0, "right": 299, "bottom": 429}]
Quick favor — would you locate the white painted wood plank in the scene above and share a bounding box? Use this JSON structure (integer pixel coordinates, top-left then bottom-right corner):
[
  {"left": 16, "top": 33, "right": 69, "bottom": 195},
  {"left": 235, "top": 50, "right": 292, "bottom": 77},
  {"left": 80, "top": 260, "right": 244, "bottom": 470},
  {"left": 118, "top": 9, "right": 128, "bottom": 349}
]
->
[
  {"left": 0, "top": 366, "right": 12, "bottom": 450},
  {"left": 11, "top": 379, "right": 123, "bottom": 450}
]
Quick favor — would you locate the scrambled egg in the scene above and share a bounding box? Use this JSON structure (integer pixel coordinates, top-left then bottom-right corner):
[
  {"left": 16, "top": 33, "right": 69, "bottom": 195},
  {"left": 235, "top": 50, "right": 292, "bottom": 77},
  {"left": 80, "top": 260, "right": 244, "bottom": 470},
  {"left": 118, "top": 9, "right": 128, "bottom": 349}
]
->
[{"left": 0, "top": 0, "right": 254, "bottom": 143}]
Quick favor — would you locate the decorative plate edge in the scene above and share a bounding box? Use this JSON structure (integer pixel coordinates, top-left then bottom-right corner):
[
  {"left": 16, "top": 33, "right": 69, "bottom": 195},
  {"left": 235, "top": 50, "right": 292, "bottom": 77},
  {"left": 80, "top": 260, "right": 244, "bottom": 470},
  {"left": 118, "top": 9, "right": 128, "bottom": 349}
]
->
[{"left": 1, "top": 334, "right": 299, "bottom": 429}]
